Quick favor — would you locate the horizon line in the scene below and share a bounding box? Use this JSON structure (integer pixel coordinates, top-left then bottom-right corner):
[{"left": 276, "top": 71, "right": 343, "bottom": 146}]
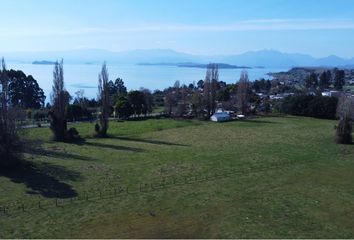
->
[{"left": 1, "top": 48, "right": 354, "bottom": 60}]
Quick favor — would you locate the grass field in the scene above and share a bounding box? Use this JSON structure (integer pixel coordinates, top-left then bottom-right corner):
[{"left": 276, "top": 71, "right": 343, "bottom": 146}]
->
[{"left": 0, "top": 116, "right": 354, "bottom": 238}]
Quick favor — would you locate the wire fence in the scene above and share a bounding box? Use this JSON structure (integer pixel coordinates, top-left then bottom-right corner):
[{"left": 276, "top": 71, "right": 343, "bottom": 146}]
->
[{"left": 0, "top": 159, "right": 311, "bottom": 217}]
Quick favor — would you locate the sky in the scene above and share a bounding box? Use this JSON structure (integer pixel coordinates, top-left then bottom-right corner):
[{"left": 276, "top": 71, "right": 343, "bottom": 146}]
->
[{"left": 1, "top": 0, "right": 354, "bottom": 57}]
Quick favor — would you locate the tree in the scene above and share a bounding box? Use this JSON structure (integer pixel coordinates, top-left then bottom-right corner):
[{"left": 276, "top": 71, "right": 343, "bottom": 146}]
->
[
  {"left": 74, "top": 89, "right": 85, "bottom": 107},
  {"left": 319, "top": 71, "right": 330, "bottom": 90},
  {"left": 152, "top": 90, "right": 164, "bottom": 107},
  {"left": 305, "top": 72, "right": 318, "bottom": 89},
  {"left": 0, "top": 58, "right": 22, "bottom": 168},
  {"left": 163, "top": 81, "right": 181, "bottom": 116},
  {"left": 334, "top": 69, "right": 345, "bottom": 90},
  {"left": 216, "top": 81, "right": 230, "bottom": 102},
  {"left": 7, "top": 70, "right": 45, "bottom": 109},
  {"left": 236, "top": 70, "right": 250, "bottom": 114},
  {"left": 197, "top": 79, "right": 204, "bottom": 89},
  {"left": 190, "top": 92, "right": 204, "bottom": 118},
  {"left": 336, "top": 95, "right": 354, "bottom": 144},
  {"left": 105, "top": 77, "right": 127, "bottom": 106},
  {"left": 281, "top": 95, "right": 338, "bottom": 119},
  {"left": 140, "top": 88, "right": 153, "bottom": 115},
  {"left": 115, "top": 96, "right": 133, "bottom": 119},
  {"left": 203, "top": 64, "right": 218, "bottom": 117},
  {"left": 114, "top": 78, "right": 127, "bottom": 96},
  {"left": 49, "top": 59, "right": 70, "bottom": 141},
  {"left": 210, "top": 65, "right": 218, "bottom": 114},
  {"left": 254, "top": 78, "right": 271, "bottom": 93},
  {"left": 67, "top": 104, "right": 83, "bottom": 122},
  {"left": 128, "top": 90, "right": 146, "bottom": 116},
  {"left": 164, "top": 88, "right": 176, "bottom": 115},
  {"left": 95, "top": 62, "right": 110, "bottom": 137}
]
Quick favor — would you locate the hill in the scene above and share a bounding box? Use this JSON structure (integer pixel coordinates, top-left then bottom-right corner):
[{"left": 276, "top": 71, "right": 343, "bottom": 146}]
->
[{"left": 4, "top": 49, "right": 354, "bottom": 68}]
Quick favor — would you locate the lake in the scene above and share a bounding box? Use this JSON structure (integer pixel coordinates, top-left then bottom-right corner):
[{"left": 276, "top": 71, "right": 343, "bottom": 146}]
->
[{"left": 7, "top": 62, "right": 288, "bottom": 100}]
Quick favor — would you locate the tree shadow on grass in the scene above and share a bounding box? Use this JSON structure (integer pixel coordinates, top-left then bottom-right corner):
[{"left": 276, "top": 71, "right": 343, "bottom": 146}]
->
[
  {"left": 108, "top": 136, "right": 188, "bottom": 147},
  {"left": 0, "top": 161, "right": 81, "bottom": 198},
  {"left": 23, "top": 139, "right": 95, "bottom": 162},
  {"left": 25, "top": 147, "right": 95, "bottom": 161},
  {"left": 243, "top": 119, "right": 280, "bottom": 125},
  {"left": 73, "top": 138, "right": 146, "bottom": 152}
]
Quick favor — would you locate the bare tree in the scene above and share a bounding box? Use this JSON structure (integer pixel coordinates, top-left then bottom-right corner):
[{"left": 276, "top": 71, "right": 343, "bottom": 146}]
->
[
  {"left": 49, "top": 59, "right": 70, "bottom": 141},
  {"left": 0, "top": 58, "right": 22, "bottom": 167},
  {"left": 210, "top": 64, "right": 219, "bottom": 114},
  {"left": 164, "top": 89, "right": 175, "bottom": 116},
  {"left": 95, "top": 62, "right": 110, "bottom": 137},
  {"left": 203, "top": 64, "right": 219, "bottom": 118},
  {"left": 236, "top": 70, "right": 250, "bottom": 115},
  {"left": 191, "top": 91, "right": 204, "bottom": 118},
  {"left": 140, "top": 88, "right": 153, "bottom": 116},
  {"left": 164, "top": 81, "right": 180, "bottom": 116},
  {"left": 336, "top": 95, "right": 354, "bottom": 144},
  {"left": 74, "top": 89, "right": 85, "bottom": 106}
]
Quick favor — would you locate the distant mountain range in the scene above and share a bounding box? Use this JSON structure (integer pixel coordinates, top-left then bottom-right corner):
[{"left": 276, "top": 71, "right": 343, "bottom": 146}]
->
[
  {"left": 3, "top": 49, "right": 354, "bottom": 68},
  {"left": 138, "top": 62, "right": 252, "bottom": 69}
]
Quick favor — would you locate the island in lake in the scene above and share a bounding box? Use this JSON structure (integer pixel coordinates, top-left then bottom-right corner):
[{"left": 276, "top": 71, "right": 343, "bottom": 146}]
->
[{"left": 32, "top": 60, "right": 56, "bottom": 65}]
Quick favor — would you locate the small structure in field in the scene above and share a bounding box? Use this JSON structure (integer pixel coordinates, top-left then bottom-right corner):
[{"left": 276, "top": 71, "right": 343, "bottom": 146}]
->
[
  {"left": 210, "top": 111, "right": 230, "bottom": 122},
  {"left": 236, "top": 114, "right": 245, "bottom": 120}
]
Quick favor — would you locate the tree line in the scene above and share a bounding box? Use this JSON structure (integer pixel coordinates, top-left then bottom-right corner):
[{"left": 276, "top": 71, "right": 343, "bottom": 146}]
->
[
  {"left": 305, "top": 68, "right": 345, "bottom": 91},
  {"left": 1, "top": 58, "right": 354, "bottom": 169}
]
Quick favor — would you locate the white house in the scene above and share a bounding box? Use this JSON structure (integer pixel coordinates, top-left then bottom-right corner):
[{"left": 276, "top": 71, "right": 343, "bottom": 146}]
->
[
  {"left": 322, "top": 91, "right": 341, "bottom": 97},
  {"left": 210, "top": 111, "right": 230, "bottom": 122}
]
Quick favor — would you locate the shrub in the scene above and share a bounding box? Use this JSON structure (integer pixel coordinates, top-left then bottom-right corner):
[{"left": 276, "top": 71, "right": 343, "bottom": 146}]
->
[
  {"left": 67, "top": 127, "right": 80, "bottom": 140},
  {"left": 335, "top": 95, "right": 354, "bottom": 144},
  {"left": 0, "top": 58, "right": 23, "bottom": 169},
  {"left": 0, "top": 111, "right": 23, "bottom": 168},
  {"left": 335, "top": 117, "right": 353, "bottom": 144},
  {"left": 281, "top": 95, "right": 338, "bottom": 119}
]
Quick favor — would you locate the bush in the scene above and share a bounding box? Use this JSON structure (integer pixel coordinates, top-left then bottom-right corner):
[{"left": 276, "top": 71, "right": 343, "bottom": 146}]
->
[
  {"left": 48, "top": 110, "right": 67, "bottom": 141},
  {"left": 335, "top": 117, "right": 353, "bottom": 144},
  {"left": 335, "top": 95, "right": 354, "bottom": 144},
  {"left": 0, "top": 109, "right": 23, "bottom": 168},
  {"left": 281, "top": 95, "right": 338, "bottom": 119},
  {"left": 67, "top": 104, "right": 93, "bottom": 122},
  {"left": 67, "top": 127, "right": 80, "bottom": 140}
]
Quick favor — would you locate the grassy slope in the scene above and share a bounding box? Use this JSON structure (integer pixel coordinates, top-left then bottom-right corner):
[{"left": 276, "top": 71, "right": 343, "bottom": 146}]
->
[{"left": 0, "top": 116, "right": 354, "bottom": 238}]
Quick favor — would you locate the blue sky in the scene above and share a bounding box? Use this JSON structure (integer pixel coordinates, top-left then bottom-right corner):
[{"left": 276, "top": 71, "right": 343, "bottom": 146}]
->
[{"left": 1, "top": 0, "right": 354, "bottom": 57}]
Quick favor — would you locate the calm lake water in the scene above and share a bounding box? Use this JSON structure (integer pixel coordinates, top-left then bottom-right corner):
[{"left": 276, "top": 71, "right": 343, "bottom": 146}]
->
[{"left": 8, "top": 62, "right": 288, "bottom": 100}]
